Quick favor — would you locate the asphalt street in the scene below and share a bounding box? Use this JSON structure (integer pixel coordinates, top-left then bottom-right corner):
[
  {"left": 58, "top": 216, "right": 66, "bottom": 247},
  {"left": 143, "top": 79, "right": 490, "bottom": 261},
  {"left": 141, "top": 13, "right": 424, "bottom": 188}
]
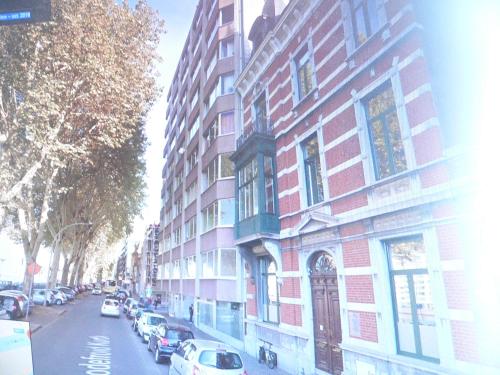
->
[{"left": 32, "top": 294, "right": 167, "bottom": 375}]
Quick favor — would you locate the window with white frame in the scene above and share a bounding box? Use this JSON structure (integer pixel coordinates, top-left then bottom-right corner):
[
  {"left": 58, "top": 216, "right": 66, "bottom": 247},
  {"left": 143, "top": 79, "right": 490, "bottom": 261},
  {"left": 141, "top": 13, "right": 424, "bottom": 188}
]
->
[
  {"left": 174, "top": 171, "right": 183, "bottom": 190},
  {"left": 184, "top": 215, "right": 197, "bottom": 241},
  {"left": 264, "top": 156, "right": 276, "bottom": 214},
  {"left": 185, "top": 147, "right": 198, "bottom": 176},
  {"left": 206, "top": 50, "right": 217, "bottom": 78},
  {"left": 301, "top": 135, "right": 324, "bottom": 206},
  {"left": 190, "top": 87, "right": 199, "bottom": 110},
  {"left": 386, "top": 236, "right": 439, "bottom": 362},
  {"left": 184, "top": 256, "right": 197, "bottom": 278},
  {"left": 205, "top": 82, "right": 217, "bottom": 114},
  {"left": 189, "top": 114, "right": 200, "bottom": 142},
  {"left": 259, "top": 257, "right": 280, "bottom": 323},
  {"left": 173, "top": 227, "right": 182, "bottom": 247},
  {"left": 164, "top": 262, "right": 170, "bottom": 279},
  {"left": 202, "top": 199, "right": 235, "bottom": 232},
  {"left": 253, "top": 92, "right": 268, "bottom": 130},
  {"left": 172, "top": 259, "right": 181, "bottom": 279},
  {"left": 220, "top": 37, "right": 234, "bottom": 58},
  {"left": 219, "top": 249, "right": 237, "bottom": 277},
  {"left": 166, "top": 184, "right": 173, "bottom": 202},
  {"left": 201, "top": 250, "right": 218, "bottom": 278},
  {"left": 202, "top": 153, "right": 234, "bottom": 189},
  {"left": 164, "top": 234, "right": 171, "bottom": 252},
  {"left": 185, "top": 181, "right": 197, "bottom": 207},
  {"left": 174, "top": 198, "right": 183, "bottom": 217},
  {"left": 165, "top": 207, "right": 172, "bottom": 222},
  {"left": 363, "top": 84, "right": 407, "bottom": 180},
  {"left": 204, "top": 112, "right": 235, "bottom": 151},
  {"left": 220, "top": 73, "right": 234, "bottom": 95},
  {"left": 238, "top": 158, "right": 258, "bottom": 220},
  {"left": 293, "top": 44, "right": 315, "bottom": 101},
  {"left": 350, "top": 0, "right": 380, "bottom": 47}
]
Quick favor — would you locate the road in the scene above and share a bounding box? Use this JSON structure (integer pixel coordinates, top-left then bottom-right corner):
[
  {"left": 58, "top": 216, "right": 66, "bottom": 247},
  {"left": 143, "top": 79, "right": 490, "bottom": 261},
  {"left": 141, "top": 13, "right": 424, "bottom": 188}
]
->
[{"left": 32, "top": 294, "right": 167, "bottom": 375}]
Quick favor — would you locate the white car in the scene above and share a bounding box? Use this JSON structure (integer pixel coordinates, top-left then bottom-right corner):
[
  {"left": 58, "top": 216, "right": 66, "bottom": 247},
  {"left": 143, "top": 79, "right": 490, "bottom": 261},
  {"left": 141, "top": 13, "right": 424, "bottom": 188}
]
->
[
  {"left": 92, "top": 288, "right": 102, "bottom": 295},
  {"left": 100, "top": 299, "right": 120, "bottom": 318},
  {"left": 137, "top": 312, "right": 167, "bottom": 343},
  {"left": 51, "top": 289, "right": 67, "bottom": 305},
  {"left": 170, "top": 340, "right": 247, "bottom": 375}
]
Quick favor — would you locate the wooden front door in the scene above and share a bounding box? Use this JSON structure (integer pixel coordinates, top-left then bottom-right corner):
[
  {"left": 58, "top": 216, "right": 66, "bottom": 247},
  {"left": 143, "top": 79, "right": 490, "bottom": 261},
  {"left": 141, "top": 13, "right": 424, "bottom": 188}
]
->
[{"left": 310, "top": 253, "right": 343, "bottom": 374}]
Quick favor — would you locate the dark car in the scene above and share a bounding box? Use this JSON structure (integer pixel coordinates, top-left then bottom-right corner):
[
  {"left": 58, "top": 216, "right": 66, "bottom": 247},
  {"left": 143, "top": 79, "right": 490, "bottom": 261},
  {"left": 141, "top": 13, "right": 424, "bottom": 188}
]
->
[
  {"left": 147, "top": 324, "right": 194, "bottom": 363},
  {"left": 0, "top": 294, "right": 23, "bottom": 320}
]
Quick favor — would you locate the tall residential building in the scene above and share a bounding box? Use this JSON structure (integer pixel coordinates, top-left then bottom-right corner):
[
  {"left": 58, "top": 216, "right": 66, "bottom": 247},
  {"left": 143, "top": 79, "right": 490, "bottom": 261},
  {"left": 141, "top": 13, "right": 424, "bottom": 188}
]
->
[
  {"left": 232, "top": 0, "right": 485, "bottom": 374},
  {"left": 159, "top": 0, "right": 245, "bottom": 347},
  {"left": 138, "top": 224, "right": 159, "bottom": 297}
]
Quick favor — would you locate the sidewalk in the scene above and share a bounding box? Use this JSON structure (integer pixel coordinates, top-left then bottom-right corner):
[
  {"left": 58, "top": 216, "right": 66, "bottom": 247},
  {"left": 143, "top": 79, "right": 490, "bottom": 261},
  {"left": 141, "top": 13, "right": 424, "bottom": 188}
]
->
[{"left": 156, "top": 310, "right": 291, "bottom": 375}]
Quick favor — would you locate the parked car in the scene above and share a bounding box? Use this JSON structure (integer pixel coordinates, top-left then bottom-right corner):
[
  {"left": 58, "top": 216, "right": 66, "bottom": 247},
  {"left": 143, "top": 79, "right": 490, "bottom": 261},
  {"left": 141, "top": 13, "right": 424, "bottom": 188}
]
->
[
  {"left": 100, "top": 298, "right": 120, "bottom": 318},
  {"left": 0, "top": 290, "right": 31, "bottom": 315},
  {"left": 127, "top": 302, "right": 140, "bottom": 319},
  {"left": 0, "top": 294, "right": 23, "bottom": 320},
  {"left": 92, "top": 287, "right": 102, "bottom": 295},
  {"left": 0, "top": 307, "right": 9, "bottom": 320},
  {"left": 147, "top": 324, "right": 194, "bottom": 363},
  {"left": 170, "top": 340, "right": 247, "bottom": 375},
  {"left": 137, "top": 313, "right": 167, "bottom": 343},
  {"left": 51, "top": 289, "right": 67, "bottom": 305},
  {"left": 56, "top": 287, "right": 76, "bottom": 300},
  {"left": 131, "top": 308, "right": 154, "bottom": 331},
  {"left": 123, "top": 298, "right": 136, "bottom": 314},
  {"left": 32, "top": 289, "right": 55, "bottom": 305}
]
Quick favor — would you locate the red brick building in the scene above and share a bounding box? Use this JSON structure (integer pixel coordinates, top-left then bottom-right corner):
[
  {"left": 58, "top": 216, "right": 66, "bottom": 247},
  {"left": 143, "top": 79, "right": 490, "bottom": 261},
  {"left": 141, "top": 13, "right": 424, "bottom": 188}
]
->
[{"left": 232, "top": 0, "right": 490, "bottom": 374}]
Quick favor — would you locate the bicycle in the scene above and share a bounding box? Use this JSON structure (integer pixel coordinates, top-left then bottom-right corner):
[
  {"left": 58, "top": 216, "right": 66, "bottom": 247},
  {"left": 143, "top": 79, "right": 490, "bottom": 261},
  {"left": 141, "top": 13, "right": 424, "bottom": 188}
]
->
[{"left": 258, "top": 339, "right": 278, "bottom": 369}]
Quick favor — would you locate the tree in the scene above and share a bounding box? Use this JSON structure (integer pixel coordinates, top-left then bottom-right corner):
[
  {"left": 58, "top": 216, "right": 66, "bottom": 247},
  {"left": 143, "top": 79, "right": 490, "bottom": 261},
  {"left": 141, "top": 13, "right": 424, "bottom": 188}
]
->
[{"left": 0, "top": 0, "right": 164, "bottom": 292}]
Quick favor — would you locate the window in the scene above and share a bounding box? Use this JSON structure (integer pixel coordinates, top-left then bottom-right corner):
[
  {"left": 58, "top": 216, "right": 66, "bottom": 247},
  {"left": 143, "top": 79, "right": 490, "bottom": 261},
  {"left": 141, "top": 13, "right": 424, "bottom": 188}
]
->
[
  {"left": 302, "top": 135, "right": 324, "bottom": 206},
  {"left": 174, "top": 199, "right": 183, "bottom": 217},
  {"left": 386, "top": 236, "right": 439, "bottom": 362},
  {"left": 238, "top": 158, "right": 258, "bottom": 220},
  {"left": 220, "top": 4, "right": 234, "bottom": 24},
  {"left": 165, "top": 207, "right": 172, "bottom": 222},
  {"left": 164, "top": 234, "right": 171, "bottom": 252},
  {"left": 260, "top": 257, "right": 279, "bottom": 323},
  {"left": 201, "top": 250, "right": 218, "bottom": 278},
  {"left": 173, "top": 227, "right": 182, "bottom": 247},
  {"left": 202, "top": 154, "right": 234, "bottom": 189},
  {"left": 166, "top": 184, "right": 173, "bottom": 202},
  {"left": 350, "top": 0, "right": 380, "bottom": 46},
  {"left": 189, "top": 114, "right": 200, "bottom": 142},
  {"left": 172, "top": 259, "right": 181, "bottom": 278},
  {"left": 264, "top": 156, "right": 276, "bottom": 214},
  {"left": 294, "top": 45, "right": 315, "bottom": 101},
  {"left": 204, "top": 112, "right": 234, "bottom": 151},
  {"left": 185, "top": 181, "right": 197, "bottom": 206},
  {"left": 254, "top": 92, "right": 268, "bottom": 130},
  {"left": 184, "top": 256, "right": 196, "bottom": 278},
  {"left": 206, "top": 50, "right": 217, "bottom": 78},
  {"left": 190, "top": 87, "right": 199, "bottom": 110},
  {"left": 220, "top": 37, "right": 234, "bottom": 58},
  {"left": 175, "top": 171, "right": 183, "bottom": 190},
  {"left": 205, "top": 82, "right": 217, "bottom": 113},
  {"left": 201, "top": 248, "right": 236, "bottom": 278},
  {"left": 185, "top": 216, "right": 197, "bottom": 241},
  {"left": 202, "top": 199, "right": 235, "bottom": 232},
  {"left": 186, "top": 148, "right": 198, "bottom": 176},
  {"left": 164, "top": 262, "right": 170, "bottom": 279},
  {"left": 364, "top": 85, "right": 407, "bottom": 180},
  {"left": 220, "top": 74, "right": 234, "bottom": 95}
]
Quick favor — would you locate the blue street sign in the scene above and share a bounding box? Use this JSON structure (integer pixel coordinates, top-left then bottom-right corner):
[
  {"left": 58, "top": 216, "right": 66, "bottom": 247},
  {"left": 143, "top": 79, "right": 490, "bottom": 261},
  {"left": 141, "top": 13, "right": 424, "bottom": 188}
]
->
[{"left": 0, "top": 11, "right": 32, "bottom": 22}]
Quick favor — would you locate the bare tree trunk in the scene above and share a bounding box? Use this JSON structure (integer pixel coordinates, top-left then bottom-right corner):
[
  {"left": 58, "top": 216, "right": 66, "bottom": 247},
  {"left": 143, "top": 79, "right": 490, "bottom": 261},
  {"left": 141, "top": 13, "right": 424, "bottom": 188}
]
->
[
  {"left": 48, "top": 244, "right": 62, "bottom": 288},
  {"left": 61, "top": 257, "right": 71, "bottom": 286},
  {"left": 69, "top": 257, "right": 80, "bottom": 287}
]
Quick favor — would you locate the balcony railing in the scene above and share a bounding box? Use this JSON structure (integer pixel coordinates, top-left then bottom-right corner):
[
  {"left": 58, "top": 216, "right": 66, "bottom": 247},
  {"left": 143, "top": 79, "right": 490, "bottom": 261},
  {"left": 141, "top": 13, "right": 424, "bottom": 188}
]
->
[{"left": 236, "top": 119, "right": 273, "bottom": 149}]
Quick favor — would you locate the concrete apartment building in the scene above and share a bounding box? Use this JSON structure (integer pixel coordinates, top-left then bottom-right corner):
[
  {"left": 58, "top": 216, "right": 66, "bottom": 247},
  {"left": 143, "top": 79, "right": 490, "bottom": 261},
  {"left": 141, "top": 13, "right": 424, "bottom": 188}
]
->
[
  {"left": 232, "top": 0, "right": 489, "bottom": 374},
  {"left": 158, "top": 0, "right": 244, "bottom": 347}
]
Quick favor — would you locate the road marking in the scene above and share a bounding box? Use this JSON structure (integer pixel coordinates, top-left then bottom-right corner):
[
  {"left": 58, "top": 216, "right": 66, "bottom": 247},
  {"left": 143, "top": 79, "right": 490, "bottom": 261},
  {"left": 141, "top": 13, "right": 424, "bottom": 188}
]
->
[{"left": 78, "top": 335, "right": 112, "bottom": 374}]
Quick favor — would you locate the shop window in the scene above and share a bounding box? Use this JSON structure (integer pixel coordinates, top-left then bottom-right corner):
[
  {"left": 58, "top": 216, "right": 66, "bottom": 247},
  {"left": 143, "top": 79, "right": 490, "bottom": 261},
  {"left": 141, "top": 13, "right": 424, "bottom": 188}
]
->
[{"left": 260, "top": 257, "right": 280, "bottom": 324}]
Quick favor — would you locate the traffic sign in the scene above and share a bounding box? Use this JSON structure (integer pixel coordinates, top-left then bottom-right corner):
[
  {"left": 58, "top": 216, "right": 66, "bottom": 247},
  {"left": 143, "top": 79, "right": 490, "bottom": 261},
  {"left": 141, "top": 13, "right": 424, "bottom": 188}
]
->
[
  {"left": 27, "top": 262, "right": 41, "bottom": 276},
  {"left": 0, "top": 0, "right": 51, "bottom": 26}
]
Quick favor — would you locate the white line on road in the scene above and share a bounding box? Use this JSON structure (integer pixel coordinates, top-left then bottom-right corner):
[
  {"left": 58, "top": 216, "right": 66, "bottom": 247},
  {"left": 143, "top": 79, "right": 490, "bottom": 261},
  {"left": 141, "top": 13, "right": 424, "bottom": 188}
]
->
[{"left": 78, "top": 335, "right": 112, "bottom": 375}]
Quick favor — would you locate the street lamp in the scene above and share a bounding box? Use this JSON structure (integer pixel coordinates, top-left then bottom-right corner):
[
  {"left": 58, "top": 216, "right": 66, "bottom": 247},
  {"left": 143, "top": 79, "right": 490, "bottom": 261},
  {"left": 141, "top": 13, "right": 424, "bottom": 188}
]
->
[{"left": 37, "top": 222, "right": 92, "bottom": 310}]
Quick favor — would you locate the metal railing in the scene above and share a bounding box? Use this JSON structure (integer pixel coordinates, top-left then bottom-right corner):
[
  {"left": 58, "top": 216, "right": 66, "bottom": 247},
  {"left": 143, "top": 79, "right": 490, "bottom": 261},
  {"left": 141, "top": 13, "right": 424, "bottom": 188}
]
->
[{"left": 236, "top": 119, "right": 274, "bottom": 149}]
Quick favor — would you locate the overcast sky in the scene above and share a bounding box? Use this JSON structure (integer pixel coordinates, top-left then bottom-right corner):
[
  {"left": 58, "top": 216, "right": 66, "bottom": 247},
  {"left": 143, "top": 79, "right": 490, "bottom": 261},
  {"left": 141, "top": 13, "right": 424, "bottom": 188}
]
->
[{"left": 0, "top": 0, "right": 199, "bottom": 282}]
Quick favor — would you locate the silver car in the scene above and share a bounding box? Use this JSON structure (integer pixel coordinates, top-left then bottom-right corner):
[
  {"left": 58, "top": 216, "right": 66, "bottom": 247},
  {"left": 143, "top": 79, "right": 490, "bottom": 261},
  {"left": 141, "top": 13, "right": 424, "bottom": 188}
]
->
[
  {"left": 51, "top": 289, "right": 67, "bottom": 305},
  {"left": 32, "top": 289, "right": 55, "bottom": 305}
]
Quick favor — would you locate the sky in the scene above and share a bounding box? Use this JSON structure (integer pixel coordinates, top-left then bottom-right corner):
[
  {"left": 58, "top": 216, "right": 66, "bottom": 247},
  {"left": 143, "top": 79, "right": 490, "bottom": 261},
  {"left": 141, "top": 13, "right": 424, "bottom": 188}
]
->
[{"left": 0, "top": 0, "right": 199, "bottom": 283}]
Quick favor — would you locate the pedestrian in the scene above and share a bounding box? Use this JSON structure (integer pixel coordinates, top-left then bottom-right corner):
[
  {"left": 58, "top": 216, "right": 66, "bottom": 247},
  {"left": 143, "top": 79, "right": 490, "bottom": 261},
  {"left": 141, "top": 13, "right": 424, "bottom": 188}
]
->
[
  {"left": 154, "top": 295, "right": 160, "bottom": 309},
  {"left": 189, "top": 304, "right": 194, "bottom": 323}
]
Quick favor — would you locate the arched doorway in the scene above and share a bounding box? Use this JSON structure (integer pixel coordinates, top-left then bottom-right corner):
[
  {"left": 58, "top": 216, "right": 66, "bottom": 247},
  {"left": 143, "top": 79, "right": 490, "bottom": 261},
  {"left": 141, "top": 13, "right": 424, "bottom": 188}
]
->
[{"left": 309, "top": 252, "right": 343, "bottom": 374}]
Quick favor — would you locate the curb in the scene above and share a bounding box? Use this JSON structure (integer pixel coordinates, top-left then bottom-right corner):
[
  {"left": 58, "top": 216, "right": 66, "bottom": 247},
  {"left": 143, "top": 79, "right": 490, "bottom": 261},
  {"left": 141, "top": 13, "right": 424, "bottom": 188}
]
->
[
  {"left": 30, "top": 324, "right": 42, "bottom": 334},
  {"left": 57, "top": 309, "right": 67, "bottom": 316}
]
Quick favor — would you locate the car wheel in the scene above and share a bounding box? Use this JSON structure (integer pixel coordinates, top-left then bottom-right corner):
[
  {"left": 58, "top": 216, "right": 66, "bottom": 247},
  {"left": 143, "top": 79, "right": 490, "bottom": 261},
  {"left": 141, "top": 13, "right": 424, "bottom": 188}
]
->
[
  {"left": 56, "top": 299, "right": 62, "bottom": 305},
  {"left": 147, "top": 339, "right": 152, "bottom": 352},
  {"left": 155, "top": 348, "right": 162, "bottom": 364}
]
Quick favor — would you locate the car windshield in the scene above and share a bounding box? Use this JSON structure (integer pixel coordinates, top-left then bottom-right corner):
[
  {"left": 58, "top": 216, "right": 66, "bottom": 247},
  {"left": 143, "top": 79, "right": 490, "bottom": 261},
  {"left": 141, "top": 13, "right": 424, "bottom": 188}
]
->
[
  {"left": 165, "top": 330, "right": 193, "bottom": 341},
  {"left": 147, "top": 316, "right": 166, "bottom": 326},
  {"left": 104, "top": 300, "right": 118, "bottom": 306},
  {"left": 199, "top": 351, "right": 243, "bottom": 370}
]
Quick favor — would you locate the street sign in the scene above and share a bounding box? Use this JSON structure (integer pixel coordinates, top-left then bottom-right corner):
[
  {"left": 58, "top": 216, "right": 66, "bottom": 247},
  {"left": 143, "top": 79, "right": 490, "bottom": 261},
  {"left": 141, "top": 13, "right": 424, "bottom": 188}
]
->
[
  {"left": 26, "top": 262, "right": 41, "bottom": 276},
  {"left": 0, "top": 0, "right": 51, "bottom": 26}
]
